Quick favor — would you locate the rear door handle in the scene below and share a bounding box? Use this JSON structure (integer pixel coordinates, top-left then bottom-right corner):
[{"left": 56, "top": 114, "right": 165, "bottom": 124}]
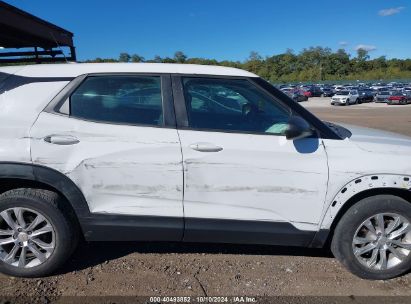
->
[
  {"left": 189, "top": 142, "right": 223, "bottom": 152},
  {"left": 44, "top": 135, "right": 80, "bottom": 145}
]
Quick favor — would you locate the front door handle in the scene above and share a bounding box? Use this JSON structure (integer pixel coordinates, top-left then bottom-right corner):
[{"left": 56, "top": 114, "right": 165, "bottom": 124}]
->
[
  {"left": 44, "top": 135, "right": 80, "bottom": 145},
  {"left": 189, "top": 142, "right": 223, "bottom": 152}
]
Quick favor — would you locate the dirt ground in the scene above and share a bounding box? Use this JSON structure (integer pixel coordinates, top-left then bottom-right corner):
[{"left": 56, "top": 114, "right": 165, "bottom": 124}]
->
[{"left": 1, "top": 101, "right": 411, "bottom": 302}]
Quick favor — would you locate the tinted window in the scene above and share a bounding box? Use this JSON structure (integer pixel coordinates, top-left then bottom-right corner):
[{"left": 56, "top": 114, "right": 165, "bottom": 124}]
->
[
  {"left": 183, "top": 78, "right": 291, "bottom": 135},
  {"left": 70, "top": 76, "right": 163, "bottom": 126}
]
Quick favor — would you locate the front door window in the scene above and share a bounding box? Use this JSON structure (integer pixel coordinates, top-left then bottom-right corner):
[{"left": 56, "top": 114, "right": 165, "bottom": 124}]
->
[{"left": 183, "top": 78, "right": 291, "bottom": 135}]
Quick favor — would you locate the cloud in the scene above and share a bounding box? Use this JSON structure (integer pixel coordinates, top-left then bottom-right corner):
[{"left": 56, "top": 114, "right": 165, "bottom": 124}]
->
[
  {"left": 339, "top": 41, "right": 348, "bottom": 47},
  {"left": 355, "top": 44, "right": 377, "bottom": 52},
  {"left": 378, "top": 7, "right": 405, "bottom": 16}
]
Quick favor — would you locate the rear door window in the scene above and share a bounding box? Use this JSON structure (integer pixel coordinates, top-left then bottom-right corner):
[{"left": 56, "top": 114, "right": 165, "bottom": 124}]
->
[{"left": 70, "top": 75, "right": 163, "bottom": 126}]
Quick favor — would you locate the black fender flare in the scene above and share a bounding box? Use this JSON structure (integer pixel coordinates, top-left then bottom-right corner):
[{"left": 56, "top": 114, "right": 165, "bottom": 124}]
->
[{"left": 0, "top": 162, "right": 91, "bottom": 220}]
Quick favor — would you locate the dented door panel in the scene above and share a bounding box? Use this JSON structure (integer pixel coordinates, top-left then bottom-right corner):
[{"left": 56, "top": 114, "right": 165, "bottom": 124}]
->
[
  {"left": 30, "top": 112, "right": 184, "bottom": 218},
  {"left": 178, "top": 130, "right": 329, "bottom": 229}
]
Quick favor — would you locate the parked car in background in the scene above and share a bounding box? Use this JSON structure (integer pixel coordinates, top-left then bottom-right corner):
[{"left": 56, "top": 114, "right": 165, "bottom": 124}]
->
[
  {"left": 302, "top": 88, "right": 312, "bottom": 98},
  {"left": 374, "top": 91, "right": 392, "bottom": 103},
  {"left": 357, "top": 89, "right": 374, "bottom": 103},
  {"left": 288, "top": 90, "right": 309, "bottom": 102},
  {"left": 305, "top": 86, "right": 323, "bottom": 97},
  {"left": 331, "top": 90, "right": 359, "bottom": 106},
  {"left": 321, "top": 87, "right": 334, "bottom": 97},
  {"left": 280, "top": 88, "right": 293, "bottom": 94},
  {"left": 388, "top": 91, "right": 411, "bottom": 105},
  {"left": 333, "top": 86, "right": 345, "bottom": 92}
]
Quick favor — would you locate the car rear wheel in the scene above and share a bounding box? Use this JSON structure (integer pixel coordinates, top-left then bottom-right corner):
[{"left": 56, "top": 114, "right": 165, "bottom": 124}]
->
[
  {"left": 0, "top": 189, "right": 77, "bottom": 277},
  {"left": 331, "top": 195, "right": 411, "bottom": 280}
]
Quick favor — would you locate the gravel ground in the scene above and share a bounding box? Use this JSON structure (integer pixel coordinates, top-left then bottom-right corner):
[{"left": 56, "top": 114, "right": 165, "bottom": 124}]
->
[{"left": 1, "top": 98, "right": 411, "bottom": 302}]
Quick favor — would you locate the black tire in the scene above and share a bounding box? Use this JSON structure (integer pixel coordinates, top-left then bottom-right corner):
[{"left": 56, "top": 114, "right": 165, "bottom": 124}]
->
[
  {"left": 331, "top": 195, "right": 411, "bottom": 280},
  {"left": 0, "top": 188, "right": 78, "bottom": 277},
  {"left": 345, "top": 99, "right": 350, "bottom": 106}
]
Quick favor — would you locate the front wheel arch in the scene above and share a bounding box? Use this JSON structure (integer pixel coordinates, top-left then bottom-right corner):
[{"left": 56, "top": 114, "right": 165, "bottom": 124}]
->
[{"left": 321, "top": 187, "right": 411, "bottom": 249}]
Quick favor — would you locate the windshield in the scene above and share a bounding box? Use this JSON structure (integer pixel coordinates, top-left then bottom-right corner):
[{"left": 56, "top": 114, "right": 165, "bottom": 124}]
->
[{"left": 337, "top": 91, "right": 350, "bottom": 95}]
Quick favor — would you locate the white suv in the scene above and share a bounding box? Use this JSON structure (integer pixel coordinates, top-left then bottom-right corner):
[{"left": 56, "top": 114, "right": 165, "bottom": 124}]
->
[
  {"left": 0, "top": 63, "right": 410, "bottom": 280},
  {"left": 331, "top": 90, "right": 359, "bottom": 105}
]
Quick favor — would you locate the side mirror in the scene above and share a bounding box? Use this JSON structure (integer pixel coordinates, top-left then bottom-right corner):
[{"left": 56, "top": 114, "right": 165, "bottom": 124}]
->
[{"left": 285, "top": 116, "right": 314, "bottom": 140}]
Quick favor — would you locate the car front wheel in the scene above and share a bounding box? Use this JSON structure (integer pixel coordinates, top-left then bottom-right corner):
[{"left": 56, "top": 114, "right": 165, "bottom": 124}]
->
[
  {"left": 332, "top": 195, "right": 411, "bottom": 280},
  {"left": 0, "top": 189, "right": 77, "bottom": 277}
]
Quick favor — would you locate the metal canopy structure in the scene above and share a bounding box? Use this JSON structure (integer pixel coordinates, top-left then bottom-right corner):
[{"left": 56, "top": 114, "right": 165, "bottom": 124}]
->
[{"left": 0, "top": 1, "right": 76, "bottom": 63}]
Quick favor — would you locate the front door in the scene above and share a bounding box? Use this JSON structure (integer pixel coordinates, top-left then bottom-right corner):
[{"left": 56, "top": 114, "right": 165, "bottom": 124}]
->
[{"left": 174, "top": 76, "right": 329, "bottom": 245}]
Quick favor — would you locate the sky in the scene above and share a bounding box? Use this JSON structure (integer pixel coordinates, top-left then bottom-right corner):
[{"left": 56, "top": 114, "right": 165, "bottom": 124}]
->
[{"left": 5, "top": 0, "right": 411, "bottom": 61}]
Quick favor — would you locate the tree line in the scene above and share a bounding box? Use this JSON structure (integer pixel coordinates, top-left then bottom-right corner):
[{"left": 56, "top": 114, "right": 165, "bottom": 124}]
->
[
  {"left": 84, "top": 48, "right": 411, "bottom": 83},
  {"left": 3, "top": 47, "right": 410, "bottom": 83}
]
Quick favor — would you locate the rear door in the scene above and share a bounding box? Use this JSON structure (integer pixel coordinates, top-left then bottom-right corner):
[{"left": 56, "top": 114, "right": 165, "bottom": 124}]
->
[{"left": 30, "top": 74, "right": 184, "bottom": 240}]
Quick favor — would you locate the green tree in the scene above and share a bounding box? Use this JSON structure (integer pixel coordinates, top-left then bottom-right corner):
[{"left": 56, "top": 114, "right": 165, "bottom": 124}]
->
[
  {"left": 174, "top": 51, "right": 187, "bottom": 63},
  {"left": 72, "top": 49, "right": 411, "bottom": 83},
  {"left": 119, "top": 53, "right": 131, "bottom": 62},
  {"left": 153, "top": 55, "right": 163, "bottom": 63},
  {"left": 357, "top": 48, "right": 370, "bottom": 61},
  {"left": 131, "top": 54, "right": 145, "bottom": 62}
]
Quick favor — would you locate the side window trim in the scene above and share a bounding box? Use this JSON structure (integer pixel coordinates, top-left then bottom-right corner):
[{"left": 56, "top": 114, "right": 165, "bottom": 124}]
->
[
  {"left": 171, "top": 75, "right": 189, "bottom": 128},
  {"left": 44, "top": 74, "right": 88, "bottom": 115},
  {"left": 44, "top": 73, "right": 176, "bottom": 128}
]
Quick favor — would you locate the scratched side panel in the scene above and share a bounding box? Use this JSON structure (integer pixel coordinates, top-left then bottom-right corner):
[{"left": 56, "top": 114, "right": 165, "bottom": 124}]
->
[
  {"left": 30, "top": 112, "right": 184, "bottom": 218},
  {"left": 178, "top": 130, "right": 329, "bottom": 228}
]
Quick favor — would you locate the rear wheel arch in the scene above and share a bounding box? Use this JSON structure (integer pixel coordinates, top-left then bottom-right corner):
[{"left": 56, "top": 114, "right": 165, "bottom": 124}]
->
[{"left": 0, "top": 163, "right": 90, "bottom": 224}]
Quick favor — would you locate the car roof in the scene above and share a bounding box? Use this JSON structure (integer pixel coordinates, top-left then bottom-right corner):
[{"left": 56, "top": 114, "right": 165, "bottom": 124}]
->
[{"left": 0, "top": 63, "right": 258, "bottom": 78}]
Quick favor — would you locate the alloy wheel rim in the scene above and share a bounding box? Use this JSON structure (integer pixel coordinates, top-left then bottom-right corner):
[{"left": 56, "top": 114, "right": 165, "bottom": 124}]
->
[
  {"left": 352, "top": 213, "right": 411, "bottom": 271},
  {"left": 0, "top": 207, "right": 55, "bottom": 268}
]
